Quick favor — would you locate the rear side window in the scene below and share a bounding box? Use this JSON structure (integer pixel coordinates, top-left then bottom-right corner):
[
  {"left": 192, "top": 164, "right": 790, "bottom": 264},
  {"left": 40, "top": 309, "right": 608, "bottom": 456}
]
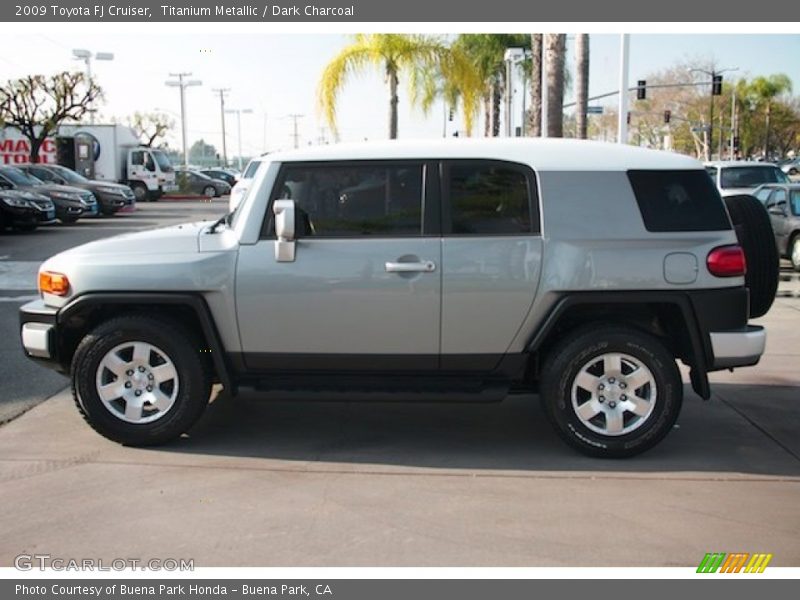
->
[
  {"left": 446, "top": 162, "right": 534, "bottom": 235},
  {"left": 719, "top": 166, "right": 788, "bottom": 188},
  {"left": 627, "top": 170, "right": 731, "bottom": 232}
]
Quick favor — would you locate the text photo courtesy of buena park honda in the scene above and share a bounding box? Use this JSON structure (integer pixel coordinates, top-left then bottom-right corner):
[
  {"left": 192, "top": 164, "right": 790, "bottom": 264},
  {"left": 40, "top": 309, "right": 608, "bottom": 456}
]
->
[{"left": 1, "top": 30, "right": 799, "bottom": 570}]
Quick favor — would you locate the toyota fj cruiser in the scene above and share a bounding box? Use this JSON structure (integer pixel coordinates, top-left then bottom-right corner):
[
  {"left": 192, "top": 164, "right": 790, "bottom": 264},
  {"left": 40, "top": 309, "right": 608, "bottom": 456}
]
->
[{"left": 19, "top": 139, "right": 775, "bottom": 457}]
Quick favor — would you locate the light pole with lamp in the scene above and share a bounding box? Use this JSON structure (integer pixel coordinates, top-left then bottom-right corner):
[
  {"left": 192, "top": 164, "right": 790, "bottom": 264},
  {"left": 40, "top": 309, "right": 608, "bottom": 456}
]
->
[
  {"left": 72, "top": 48, "right": 113, "bottom": 124},
  {"left": 503, "top": 47, "right": 525, "bottom": 137},
  {"left": 165, "top": 72, "right": 202, "bottom": 167},
  {"left": 225, "top": 108, "right": 253, "bottom": 171}
]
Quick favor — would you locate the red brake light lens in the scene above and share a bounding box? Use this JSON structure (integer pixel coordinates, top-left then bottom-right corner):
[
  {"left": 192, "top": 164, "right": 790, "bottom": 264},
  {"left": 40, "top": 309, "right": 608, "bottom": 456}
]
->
[{"left": 707, "top": 245, "right": 746, "bottom": 277}]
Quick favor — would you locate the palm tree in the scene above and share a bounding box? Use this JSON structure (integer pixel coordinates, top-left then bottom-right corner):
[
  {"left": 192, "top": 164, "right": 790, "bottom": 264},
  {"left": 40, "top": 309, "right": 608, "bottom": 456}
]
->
[
  {"left": 452, "top": 34, "right": 530, "bottom": 137},
  {"left": 545, "top": 34, "right": 567, "bottom": 137},
  {"left": 528, "top": 34, "right": 543, "bottom": 137},
  {"left": 749, "top": 74, "right": 793, "bottom": 158},
  {"left": 574, "top": 34, "right": 590, "bottom": 139},
  {"left": 318, "top": 34, "right": 455, "bottom": 139}
]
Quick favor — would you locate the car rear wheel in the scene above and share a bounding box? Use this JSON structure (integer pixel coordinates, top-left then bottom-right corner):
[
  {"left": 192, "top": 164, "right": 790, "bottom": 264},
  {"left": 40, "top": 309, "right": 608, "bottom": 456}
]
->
[
  {"left": 72, "top": 315, "right": 211, "bottom": 446},
  {"left": 723, "top": 194, "right": 779, "bottom": 318},
  {"left": 203, "top": 185, "right": 216, "bottom": 198},
  {"left": 540, "top": 325, "right": 683, "bottom": 458},
  {"left": 791, "top": 235, "right": 800, "bottom": 272}
]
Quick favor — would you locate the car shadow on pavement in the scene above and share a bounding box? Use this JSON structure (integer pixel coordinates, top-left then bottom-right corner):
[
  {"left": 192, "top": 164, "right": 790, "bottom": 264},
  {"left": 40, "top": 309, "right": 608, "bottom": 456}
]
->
[{"left": 152, "top": 382, "right": 800, "bottom": 477}]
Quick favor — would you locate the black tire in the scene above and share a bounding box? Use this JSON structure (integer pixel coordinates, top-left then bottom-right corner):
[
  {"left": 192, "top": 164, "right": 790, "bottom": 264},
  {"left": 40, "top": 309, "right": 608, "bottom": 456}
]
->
[
  {"left": 132, "top": 183, "right": 149, "bottom": 203},
  {"left": 71, "top": 315, "right": 211, "bottom": 446},
  {"left": 723, "top": 194, "right": 779, "bottom": 318},
  {"left": 540, "top": 325, "right": 683, "bottom": 458},
  {"left": 203, "top": 185, "right": 217, "bottom": 198}
]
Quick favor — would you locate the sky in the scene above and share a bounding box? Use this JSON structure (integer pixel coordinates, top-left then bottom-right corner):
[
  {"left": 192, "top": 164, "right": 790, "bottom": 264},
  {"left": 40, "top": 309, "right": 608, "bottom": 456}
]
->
[{"left": 1, "top": 33, "right": 798, "bottom": 163}]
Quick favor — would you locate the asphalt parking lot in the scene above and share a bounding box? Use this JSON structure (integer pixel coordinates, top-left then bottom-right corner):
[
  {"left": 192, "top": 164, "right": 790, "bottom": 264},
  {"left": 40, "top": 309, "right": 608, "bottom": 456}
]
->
[{"left": 0, "top": 202, "right": 798, "bottom": 567}]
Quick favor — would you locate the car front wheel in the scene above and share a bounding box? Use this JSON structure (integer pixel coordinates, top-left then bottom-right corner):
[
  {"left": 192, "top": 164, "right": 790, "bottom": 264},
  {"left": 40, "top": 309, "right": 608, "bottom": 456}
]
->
[
  {"left": 71, "top": 315, "right": 211, "bottom": 446},
  {"left": 791, "top": 235, "right": 800, "bottom": 272},
  {"left": 541, "top": 325, "right": 682, "bottom": 458}
]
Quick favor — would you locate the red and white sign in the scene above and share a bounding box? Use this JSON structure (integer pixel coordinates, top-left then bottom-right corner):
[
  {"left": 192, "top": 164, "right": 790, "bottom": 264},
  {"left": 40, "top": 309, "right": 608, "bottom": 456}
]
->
[{"left": 0, "top": 137, "right": 57, "bottom": 165}]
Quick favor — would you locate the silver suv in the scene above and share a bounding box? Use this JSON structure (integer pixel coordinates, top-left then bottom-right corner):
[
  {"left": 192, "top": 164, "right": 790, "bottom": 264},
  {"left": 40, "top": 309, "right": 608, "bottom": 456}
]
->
[{"left": 19, "top": 139, "right": 774, "bottom": 457}]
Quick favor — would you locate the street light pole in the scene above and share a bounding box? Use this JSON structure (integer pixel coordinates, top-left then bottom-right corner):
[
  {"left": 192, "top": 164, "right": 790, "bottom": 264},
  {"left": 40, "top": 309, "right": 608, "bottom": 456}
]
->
[
  {"left": 165, "top": 73, "right": 202, "bottom": 167},
  {"left": 617, "top": 34, "right": 630, "bottom": 145},
  {"left": 72, "top": 48, "right": 114, "bottom": 124},
  {"left": 225, "top": 108, "right": 253, "bottom": 171},
  {"left": 212, "top": 88, "right": 230, "bottom": 167}
]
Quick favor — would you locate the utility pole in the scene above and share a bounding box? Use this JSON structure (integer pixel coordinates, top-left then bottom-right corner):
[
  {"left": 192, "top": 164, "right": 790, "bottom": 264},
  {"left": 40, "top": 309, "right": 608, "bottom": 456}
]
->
[
  {"left": 287, "top": 114, "right": 304, "bottom": 149},
  {"left": 212, "top": 88, "right": 230, "bottom": 167},
  {"left": 165, "top": 72, "right": 202, "bottom": 167},
  {"left": 690, "top": 67, "right": 738, "bottom": 161},
  {"left": 617, "top": 34, "right": 630, "bottom": 145},
  {"left": 225, "top": 108, "right": 253, "bottom": 171}
]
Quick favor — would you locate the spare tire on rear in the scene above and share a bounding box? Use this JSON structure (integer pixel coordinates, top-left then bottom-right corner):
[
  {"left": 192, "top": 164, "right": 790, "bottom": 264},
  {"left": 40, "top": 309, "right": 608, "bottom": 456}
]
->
[{"left": 723, "top": 194, "right": 778, "bottom": 318}]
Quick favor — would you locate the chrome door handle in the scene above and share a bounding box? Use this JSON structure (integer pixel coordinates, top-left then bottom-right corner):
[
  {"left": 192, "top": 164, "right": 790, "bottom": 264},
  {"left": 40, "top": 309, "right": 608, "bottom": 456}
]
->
[{"left": 385, "top": 260, "right": 436, "bottom": 273}]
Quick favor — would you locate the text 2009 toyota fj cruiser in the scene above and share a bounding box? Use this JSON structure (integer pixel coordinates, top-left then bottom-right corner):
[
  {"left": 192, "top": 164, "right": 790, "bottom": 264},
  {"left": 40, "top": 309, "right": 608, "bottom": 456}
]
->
[{"left": 20, "top": 139, "right": 775, "bottom": 457}]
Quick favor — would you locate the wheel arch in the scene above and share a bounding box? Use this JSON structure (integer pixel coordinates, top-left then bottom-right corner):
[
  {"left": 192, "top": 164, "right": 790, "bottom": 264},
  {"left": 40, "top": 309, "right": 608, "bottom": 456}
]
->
[
  {"left": 525, "top": 292, "right": 711, "bottom": 399},
  {"left": 56, "top": 292, "right": 236, "bottom": 395}
]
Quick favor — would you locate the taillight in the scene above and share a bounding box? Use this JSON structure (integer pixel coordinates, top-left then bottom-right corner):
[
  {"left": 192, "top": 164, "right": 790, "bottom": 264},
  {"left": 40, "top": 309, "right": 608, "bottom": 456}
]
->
[
  {"left": 39, "top": 271, "right": 70, "bottom": 296},
  {"left": 707, "top": 245, "right": 746, "bottom": 277}
]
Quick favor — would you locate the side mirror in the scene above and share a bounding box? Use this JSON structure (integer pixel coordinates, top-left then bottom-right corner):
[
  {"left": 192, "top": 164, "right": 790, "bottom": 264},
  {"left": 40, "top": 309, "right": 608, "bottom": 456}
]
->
[
  {"left": 768, "top": 203, "right": 787, "bottom": 217},
  {"left": 273, "top": 199, "right": 296, "bottom": 262}
]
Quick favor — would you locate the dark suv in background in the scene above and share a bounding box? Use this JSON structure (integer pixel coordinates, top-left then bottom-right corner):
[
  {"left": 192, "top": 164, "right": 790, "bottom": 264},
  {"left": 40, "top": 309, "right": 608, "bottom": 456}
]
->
[{"left": 20, "top": 164, "right": 134, "bottom": 216}]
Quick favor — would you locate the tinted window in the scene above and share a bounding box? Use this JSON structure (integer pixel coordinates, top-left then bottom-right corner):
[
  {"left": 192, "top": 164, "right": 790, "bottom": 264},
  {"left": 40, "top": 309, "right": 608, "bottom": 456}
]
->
[
  {"left": 447, "top": 163, "right": 532, "bottom": 234},
  {"left": 273, "top": 163, "right": 423, "bottom": 237},
  {"left": 627, "top": 170, "right": 731, "bottom": 232},
  {"left": 720, "top": 166, "right": 788, "bottom": 189}
]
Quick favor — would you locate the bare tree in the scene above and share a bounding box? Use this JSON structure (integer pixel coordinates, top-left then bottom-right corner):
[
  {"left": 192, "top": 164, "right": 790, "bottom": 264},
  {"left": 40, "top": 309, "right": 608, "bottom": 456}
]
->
[
  {"left": 528, "top": 34, "right": 543, "bottom": 137},
  {"left": 575, "top": 34, "right": 590, "bottom": 139},
  {"left": 545, "top": 34, "right": 566, "bottom": 137},
  {"left": 0, "top": 71, "right": 102, "bottom": 163},
  {"left": 127, "top": 111, "right": 174, "bottom": 147}
]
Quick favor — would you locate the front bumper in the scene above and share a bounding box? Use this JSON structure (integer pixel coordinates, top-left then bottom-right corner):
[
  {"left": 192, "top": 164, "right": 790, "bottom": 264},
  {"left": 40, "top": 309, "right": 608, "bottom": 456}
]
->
[
  {"left": 19, "top": 299, "right": 62, "bottom": 371},
  {"left": 710, "top": 325, "right": 766, "bottom": 370}
]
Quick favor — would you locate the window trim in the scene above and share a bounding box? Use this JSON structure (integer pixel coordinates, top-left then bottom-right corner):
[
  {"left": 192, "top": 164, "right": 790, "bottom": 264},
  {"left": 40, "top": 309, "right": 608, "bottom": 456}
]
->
[
  {"left": 259, "top": 159, "right": 437, "bottom": 240},
  {"left": 440, "top": 159, "right": 541, "bottom": 237}
]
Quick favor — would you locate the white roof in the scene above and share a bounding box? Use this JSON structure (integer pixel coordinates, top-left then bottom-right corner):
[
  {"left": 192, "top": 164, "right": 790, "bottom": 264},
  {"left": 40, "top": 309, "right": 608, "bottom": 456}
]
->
[
  {"left": 705, "top": 160, "right": 779, "bottom": 168},
  {"left": 267, "top": 138, "right": 703, "bottom": 172}
]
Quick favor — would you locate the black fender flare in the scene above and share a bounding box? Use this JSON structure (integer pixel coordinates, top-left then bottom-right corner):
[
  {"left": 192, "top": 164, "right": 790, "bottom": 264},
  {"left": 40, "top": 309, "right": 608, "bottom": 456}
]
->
[
  {"left": 58, "top": 292, "right": 236, "bottom": 395},
  {"left": 525, "top": 291, "right": 711, "bottom": 400}
]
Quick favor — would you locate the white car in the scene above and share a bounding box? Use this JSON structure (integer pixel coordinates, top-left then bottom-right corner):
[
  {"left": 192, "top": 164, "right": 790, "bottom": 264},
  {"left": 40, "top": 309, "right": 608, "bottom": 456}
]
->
[
  {"left": 229, "top": 157, "right": 267, "bottom": 212},
  {"left": 705, "top": 161, "right": 790, "bottom": 197}
]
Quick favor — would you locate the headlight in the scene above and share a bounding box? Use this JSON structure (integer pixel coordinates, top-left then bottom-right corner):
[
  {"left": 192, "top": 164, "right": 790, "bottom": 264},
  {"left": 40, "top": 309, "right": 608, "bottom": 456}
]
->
[
  {"left": 0, "top": 197, "right": 31, "bottom": 208},
  {"left": 50, "top": 191, "right": 81, "bottom": 200},
  {"left": 97, "top": 186, "right": 124, "bottom": 195}
]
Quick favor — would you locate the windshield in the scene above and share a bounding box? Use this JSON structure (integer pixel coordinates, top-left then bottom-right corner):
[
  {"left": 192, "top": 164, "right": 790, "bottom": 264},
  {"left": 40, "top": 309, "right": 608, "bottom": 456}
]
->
[
  {"left": 49, "top": 165, "right": 89, "bottom": 184},
  {"left": 152, "top": 150, "right": 173, "bottom": 172},
  {"left": 0, "top": 167, "right": 42, "bottom": 186},
  {"left": 720, "top": 166, "right": 789, "bottom": 189}
]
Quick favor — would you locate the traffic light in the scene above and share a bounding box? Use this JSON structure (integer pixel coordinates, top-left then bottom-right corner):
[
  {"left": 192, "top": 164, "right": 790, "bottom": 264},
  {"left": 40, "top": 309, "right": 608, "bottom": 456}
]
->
[
  {"left": 636, "top": 80, "right": 646, "bottom": 100},
  {"left": 626, "top": 111, "right": 631, "bottom": 125},
  {"left": 712, "top": 75, "right": 723, "bottom": 96},
  {"left": 448, "top": 107, "right": 454, "bottom": 122},
  {"left": 733, "top": 136, "right": 740, "bottom": 151},
  {"left": 664, "top": 110, "right": 671, "bottom": 124}
]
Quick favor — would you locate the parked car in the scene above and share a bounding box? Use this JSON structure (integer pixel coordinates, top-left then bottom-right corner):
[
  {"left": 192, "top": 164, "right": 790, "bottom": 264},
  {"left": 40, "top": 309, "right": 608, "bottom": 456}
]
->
[
  {"left": 779, "top": 158, "right": 800, "bottom": 177},
  {"left": 0, "top": 166, "right": 97, "bottom": 223},
  {"left": 174, "top": 168, "right": 231, "bottom": 198},
  {"left": 0, "top": 188, "right": 55, "bottom": 232},
  {"left": 20, "top": 164, "right": 135, "bottom": 216},
  {"left": 705, "top": 161, "right": 790, "bottom": 196},
  {"left": 200, "top": 168, "right": 239, "bottom": 187},
  {"left": 229, "top": 156, "right": 266, "bottom": 211},
  {"left": 752, "top": 183, "right": 800, "bottom": 271},
  {"left": 20, "top": 139, "right": 775, "bottom": 458}
]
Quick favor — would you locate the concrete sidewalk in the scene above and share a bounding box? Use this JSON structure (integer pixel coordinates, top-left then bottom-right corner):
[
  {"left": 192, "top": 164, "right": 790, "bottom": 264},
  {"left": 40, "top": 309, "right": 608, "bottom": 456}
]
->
[{"left": 0, "top": 299, "right": 798, "bottom": 567}]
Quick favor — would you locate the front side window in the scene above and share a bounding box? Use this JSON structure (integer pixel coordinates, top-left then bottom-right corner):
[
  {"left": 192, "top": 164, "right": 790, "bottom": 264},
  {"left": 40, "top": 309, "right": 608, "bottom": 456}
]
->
[
  {"left": 446, "top": 162, "right": 533, "bottom": 235},
  {"left": 767, "top": 188, "right": 787, "bottom": 209},
  {"left": 272, "top": 162, "right": 424, "bottom": 237}
]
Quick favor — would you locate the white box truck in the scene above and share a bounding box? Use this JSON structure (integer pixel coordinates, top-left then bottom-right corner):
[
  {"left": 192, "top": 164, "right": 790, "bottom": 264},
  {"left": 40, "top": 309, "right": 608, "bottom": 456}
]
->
[{"left": 1, "top": 124, "right": 176, "bottom": 202}]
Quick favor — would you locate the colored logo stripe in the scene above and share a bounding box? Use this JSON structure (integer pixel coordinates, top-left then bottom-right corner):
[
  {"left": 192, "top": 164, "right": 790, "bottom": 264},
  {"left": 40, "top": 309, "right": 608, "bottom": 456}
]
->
[{"left": 697, "top": 552, "right": 772, "bottom": 573}]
